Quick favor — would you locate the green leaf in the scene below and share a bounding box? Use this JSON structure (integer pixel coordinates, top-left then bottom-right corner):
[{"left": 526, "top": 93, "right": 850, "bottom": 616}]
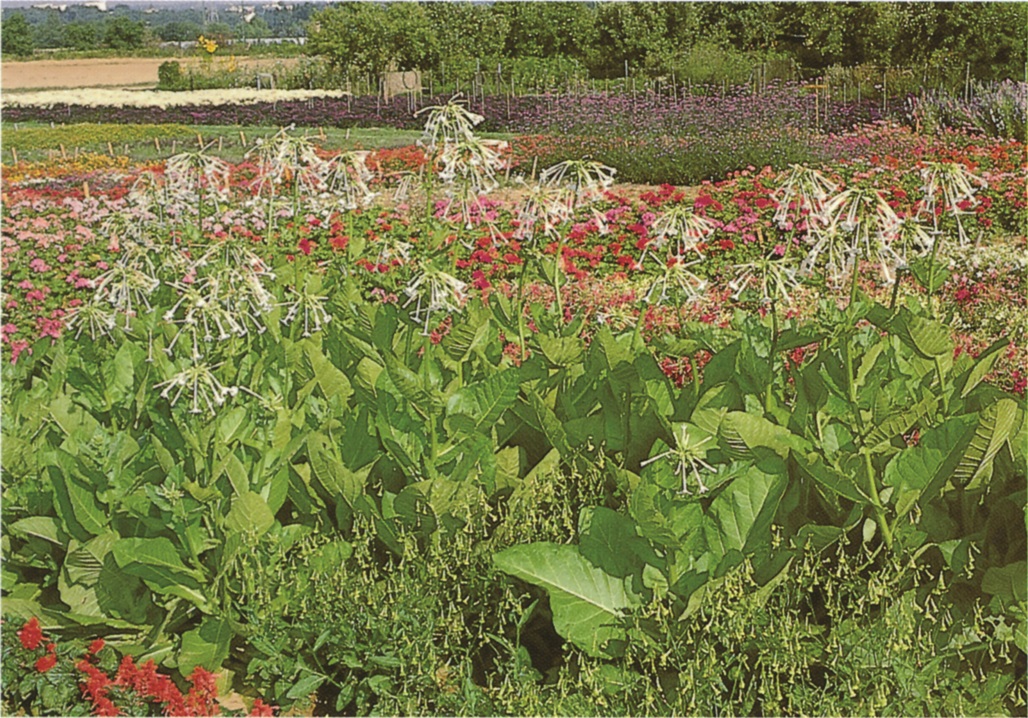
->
[
  {"left": 307, "top": 435, "right": 365, "bottom": 505},
  {"left": 383, "top": 354, "right": 441, "bottom": 416},
  {"left": 864, "top": 394, "right": 939, "bottom": 451},
  {"left": 705, "top": 462, "right": 787, "bottom": 556},
  {"left": 959, "top": 338, "right": 1008, "bottom": 399},
  {"left": 8, "top": 517, "right": 64, "bottom": 545},
  {"left": 909, "top": 257, "right": 950, "bottom": 293},
  {"left": 720, "top": 412, "right": 807, "bottom": 460},
  {"left": 953, "top": 399, "right": 1019, "bottom": 490},
  {"left": 493, "top": 543, "right": 641, "bottom": 657},
  {"left": 869, "top": 305, "right": 952, "bottom": 359},
  {"left": 225, "top": 491, "right": 276, "bottom": 536},
  {"left": 178, "top": 618, "right": 234, "bottom": 675},
  {"left": 795, "top": 452, "right": 868, "bottom": 504},
  {"left": 981, "top": 562, "right": 1027, "bottom": 604},
  {"left": 446, "top": 369, "right": 521, "bottom": 435},
  {"left": 112, "top": 537, "right": 205, "bottom": 584},
  {"left": 883, "top": 416, "right": 978, "bottom": 516},
  {"left": 305, "top": 342, "right": 353, "bottom": 402},
  {"left": 286, "top": 672, "right": 326, "bottom": 701},
  {"left": 103, "top": 342, "right": 137, "bottom": 406},
  {"left": 579, "top": 507, "right": 654, "bottom": 579},
  {"left": 537, "top": 333, "right": 584, "bottom": 367},
  {"left": 48, "top": 460, "right": 108, "bottom": 540}
]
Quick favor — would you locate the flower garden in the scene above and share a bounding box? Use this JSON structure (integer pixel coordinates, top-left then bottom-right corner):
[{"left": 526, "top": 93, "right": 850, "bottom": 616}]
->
[{"left": 1, "top": 82, "right": 1026, "bottom": 716}]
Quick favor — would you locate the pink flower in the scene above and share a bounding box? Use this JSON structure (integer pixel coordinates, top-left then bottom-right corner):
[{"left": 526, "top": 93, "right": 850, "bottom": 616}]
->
[
  {"left": 773, "top": 244, "right": 786, "bottom": 257},
  {"left": 17, "top": 280, "right": 34, "bottom": 290}
]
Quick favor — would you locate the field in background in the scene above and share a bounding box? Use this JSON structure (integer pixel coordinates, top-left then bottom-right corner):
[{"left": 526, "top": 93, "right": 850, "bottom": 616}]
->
[{"left": 1, "top": 56, "right": 301, "bottom": 91}]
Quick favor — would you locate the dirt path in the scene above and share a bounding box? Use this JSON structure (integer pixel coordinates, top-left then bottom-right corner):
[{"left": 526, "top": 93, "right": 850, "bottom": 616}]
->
[{"left": 1, "top": 57, "right": 299, "bottom": 91}]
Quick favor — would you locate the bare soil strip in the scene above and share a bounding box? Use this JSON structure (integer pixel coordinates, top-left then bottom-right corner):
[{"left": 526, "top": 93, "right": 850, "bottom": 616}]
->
[{"left": 2, "top": 57, "right": 299, "bottom": 92}]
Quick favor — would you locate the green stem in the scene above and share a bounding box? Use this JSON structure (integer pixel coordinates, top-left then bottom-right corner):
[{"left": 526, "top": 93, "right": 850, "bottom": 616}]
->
[
  {"left": 888, "top": 267, "right": 904, "bottom": 311},
  {"left": 926, "top": 231, "right": 943, "bottom": 318},
  {"left": 848, "top": 254, "right": 861, "bottom": 307},
  {"left": 765, "top": 299, "right": 779, "bottom": 413},
  {"left": 516, "top": 252, "right": 531, "bottom": 360},
  {"left": 553, "top": 238, "right": 564, "bottom": 321},
  {"left": 845, "top": 333, "right": 894, "bottom": 551}
]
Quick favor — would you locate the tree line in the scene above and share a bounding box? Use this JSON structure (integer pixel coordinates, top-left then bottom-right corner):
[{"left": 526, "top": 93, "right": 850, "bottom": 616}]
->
[
  {"left": 3, "top": 1, "right": 1024, "bottom": 88},
  {"left": 306, "top": 2, "right": 1026, "bottom": 84}
]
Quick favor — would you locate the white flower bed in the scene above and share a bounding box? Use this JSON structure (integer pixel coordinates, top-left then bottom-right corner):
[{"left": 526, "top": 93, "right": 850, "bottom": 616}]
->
[{"left": 2, "top": 88, "right": 350, "bottom": 109}]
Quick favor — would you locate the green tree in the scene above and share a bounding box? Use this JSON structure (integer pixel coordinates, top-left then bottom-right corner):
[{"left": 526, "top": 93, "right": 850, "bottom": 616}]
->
[
  {"left": 307, "top": 3, "right": 391, "bottom": 74},
  {"left": 308, "top": 2, "right": 437, "bottom": 75},
  {"left": 1, "top": 12, "right": 34, "bottom": 57},
  {"left": 157, "top": 20, "right": 203, "bottom": 43},
  {"left": 63, "top": 22, "right": 98, "bottom": 52},
  {"left": 103, "top": 16, "right": 146, "bottom": 51},
  {"left": 423, "top": 1, "right": 506, "bottom": 78},
  {"left": 238, "top": 16, "right": 272, "bottom": 42}
]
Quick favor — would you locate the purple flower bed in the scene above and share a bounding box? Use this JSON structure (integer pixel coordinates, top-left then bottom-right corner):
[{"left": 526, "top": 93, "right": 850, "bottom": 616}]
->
[{"left": 3, "top": 85, "right": 892, "bottom": 135}]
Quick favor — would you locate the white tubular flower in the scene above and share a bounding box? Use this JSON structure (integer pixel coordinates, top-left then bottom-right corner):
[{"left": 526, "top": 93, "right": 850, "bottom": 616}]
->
[
  {"left": 514, "top": 184, "right": 573, "bottom": 243},
  {"left": 919, "top": 161, "right": 987, "bottom": 246},
  {"left": 321, "top": 150, "right": 377, "bottom": 211},
  {"left": 280, "top": 284, "right": 333, "bottom": 338},
  {"left": 416, "top": 96, "right": 485, "bottom": 150},
  {"left": 773, "top": 164, "right": 838, "bottom": 228},
  {"left": 403, "top": 266, "right": 468, "bottom": 334},
  {"left": 647, "top": 204, "right": 714, "bottom": 263},
  {"left": 93, "top": 259, "right": 161, "bottom": 327},
  {"left": 154, "top": 360, "right": 236, "bottom": 415},
  {"left": 730, "top": 252, "right": 801, "bottom": 304},
  {"left": 800, "top": 225, "right": 856, "bottom": 289},
  {"left": 643, "top": 254, "right": 708, "bottom": 305},
  {"left": 64, "top": 300, "right": 117, "bottom": 341},
  {"left": 640, "top": 424, "right": 716, "bottom": 495},
  {"left": 165, "top": 147, "right": 232, "bottom": 212},
  {"left": 539, "top": 159, "right": 617, "bottom": 205}
]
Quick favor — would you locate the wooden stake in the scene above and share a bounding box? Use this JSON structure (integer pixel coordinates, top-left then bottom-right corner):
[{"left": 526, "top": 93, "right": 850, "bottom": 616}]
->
[
  {"left": 83, "top": 182, "right": 90, "bottom": 199},
  {"left": 218, "top": 136, "right": 223, "bottom": 152},
  {"left": 172, "top": 140, "right": 177, "bottom": 154},
  {"left": 531, "top": 156, "right": 538, "bottom": 182},
  {"left": 108, "top": 142, "right": 115, "bottom": 156},
  {"left": 10, "top": 147, "right": 17, "bottom": 164},
  {"left": 154, "top": 137, "right": 161, "bottom": 153},
  {"left": 60, "top": 143, "right": 67, "bottom": 159},
  {"left": 239, "top": 131, "right": 247, "bottom": 147},
  {"left": 197, "top": 133, "right": 204, "bottom": 149}
]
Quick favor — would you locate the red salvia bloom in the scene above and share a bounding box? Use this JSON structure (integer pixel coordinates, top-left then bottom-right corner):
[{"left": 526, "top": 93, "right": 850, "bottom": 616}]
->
[
  {"left": 35, "top": 653, "right": 58, "bottom": 673},
  {"left": 17, "top": 617, "right": 44, "bottom": 650}
]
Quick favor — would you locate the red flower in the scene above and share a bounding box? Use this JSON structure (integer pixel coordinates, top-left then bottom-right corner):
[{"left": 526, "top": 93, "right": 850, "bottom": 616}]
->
[
  {"left": 88, "top": 638, "right": 105, "bottom": 655},
  {"left": 329, "top": 234, "right": 349, "bottom": 251},
  {"left": 249, "top": 698, "right": 276, "bottom": 717},
  {"left": 35, "top": 654, "right": 58, "bottom": 673},
  {"left": 297, "top": 238, "right": 315, "bottom": 256},
  {"left": 17, "top": 618, "right": 44, "bottom": 651}
]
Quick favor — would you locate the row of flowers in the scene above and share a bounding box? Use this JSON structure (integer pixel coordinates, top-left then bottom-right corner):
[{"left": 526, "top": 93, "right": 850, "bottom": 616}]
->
[
  {"left": 5, "top": 617, "right": 275, "bottom": 717},
  {"left": 2, "top": 125, "right": 1024, "bottom": 393}
]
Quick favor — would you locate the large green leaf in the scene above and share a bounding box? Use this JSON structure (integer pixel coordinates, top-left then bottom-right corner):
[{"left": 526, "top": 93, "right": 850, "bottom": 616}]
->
[
  {"left": 178, "top": 618, "right": 234, "bottom": 675},
  {"left": 720, "top": 412, "right": 807, "bottom": 460},
  {"left": 446, "top": 369, "right": 521, "bottom": 435},
  {"left": 579, "top": 507, "right": 657, "bottom": 579},
  {"left": 493, "top": 543, "right": 641, "bottom": 657},
  {"left": 111, "top": 537, "right": 208, "bottom": 607},
  {"left": 382, "top": 354, "right": 441, "bottom": 416},
  {"left": 305, "top": 342, "right": 353, "bottom": 403},
  {"left": 48, "top": 459, "right": 108, "bottom": 541},
  {"left": 883, "top": 416, "right": 978, "bottom": 516},
  {"left": 225, "top": 491, "right": 276, "bottom": 536},
  {"left": 705, "top": 461, "right": 787, "bottom": 556},
  {"left": 954, "top": 398, "right": 1019, "bottom": 490}
]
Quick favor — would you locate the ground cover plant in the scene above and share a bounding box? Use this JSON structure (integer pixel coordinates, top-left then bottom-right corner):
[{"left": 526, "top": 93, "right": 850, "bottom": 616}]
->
[{"left": 1, "top": 102, "right": 1026, "bottom": 716}]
